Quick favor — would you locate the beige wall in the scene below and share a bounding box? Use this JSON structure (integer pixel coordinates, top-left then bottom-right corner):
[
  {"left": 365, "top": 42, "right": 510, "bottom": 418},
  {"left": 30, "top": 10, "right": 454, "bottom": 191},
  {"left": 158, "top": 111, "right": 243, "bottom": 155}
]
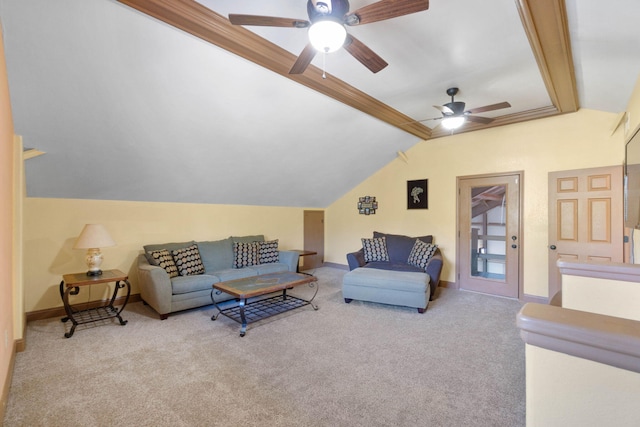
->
[
  {"left": 23, "top": 198, "right": 306, "bottom": 312},
  {"left": 525, "top": 345, "right": 640, "bottom": 427},
  {"left": 626, "top": 74, "right": 640, "bottom": 139},
  {"left": 325, "top": 109, "right": 624, "bottom": 298},
  {"left": 0, "top": 24, "right": 15, "bottom": 415},
  {"left": 562, "top": 274, "right": 640, "bottom": 321}
]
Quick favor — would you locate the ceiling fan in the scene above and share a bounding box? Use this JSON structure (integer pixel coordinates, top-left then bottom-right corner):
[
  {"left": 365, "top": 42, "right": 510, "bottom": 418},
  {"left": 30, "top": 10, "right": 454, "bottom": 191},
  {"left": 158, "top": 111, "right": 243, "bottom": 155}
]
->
[
  {"left": 228, "top": 0, "right": 429, "bottom": 75},
  {"left": 428, "top": 88, "right": 512, "bottom": 130}
]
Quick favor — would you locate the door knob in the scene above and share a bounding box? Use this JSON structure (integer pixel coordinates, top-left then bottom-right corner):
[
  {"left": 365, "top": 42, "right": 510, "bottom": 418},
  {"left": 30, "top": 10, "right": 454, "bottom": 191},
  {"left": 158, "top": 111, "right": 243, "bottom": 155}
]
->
[
  {"left": 511, "top": 244, "right": 517, "bottom": 249},
  {"left": 550, "top": 245, "right": 557, "bottom": 250}
]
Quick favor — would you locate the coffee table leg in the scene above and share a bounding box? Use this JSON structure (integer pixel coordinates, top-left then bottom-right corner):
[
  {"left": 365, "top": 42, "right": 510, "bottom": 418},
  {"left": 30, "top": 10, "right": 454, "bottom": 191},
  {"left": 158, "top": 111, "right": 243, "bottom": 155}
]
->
[{"left": 239, "top": 298, "right": 247, "bottom": 337}]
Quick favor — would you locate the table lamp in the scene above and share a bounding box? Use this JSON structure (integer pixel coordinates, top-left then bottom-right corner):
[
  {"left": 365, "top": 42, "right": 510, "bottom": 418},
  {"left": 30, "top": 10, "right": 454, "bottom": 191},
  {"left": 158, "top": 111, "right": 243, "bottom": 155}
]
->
[{"left": 73, "top": 224, "right": 116, "bottom": 276}]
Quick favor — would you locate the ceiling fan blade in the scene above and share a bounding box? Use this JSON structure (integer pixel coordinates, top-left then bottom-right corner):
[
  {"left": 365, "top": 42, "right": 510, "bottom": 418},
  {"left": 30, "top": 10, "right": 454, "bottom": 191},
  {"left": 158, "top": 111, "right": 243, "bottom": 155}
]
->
[
  {"left": 433, "top": 104, "right": 454, "bottom": 115},
  {"left": 465, "top": 101, "right": 511, "bottom": 115},
  {"left": 289, "top": 43, "right": 317, "bottom": 74},
  {"left": 228, "top": 14, "right": 310, "bottom": 28},
  {"left": 346, "top": 0, "right": 429, "bottom": 26},
  {"left": 415, "top": 116, "right": 442, "bottom": 123},
  {"left": 465, "top": 115, "right": 494, "bottom": 125},
  {"left": 343, "top": 34, "right": 388, "bottom": 73}
]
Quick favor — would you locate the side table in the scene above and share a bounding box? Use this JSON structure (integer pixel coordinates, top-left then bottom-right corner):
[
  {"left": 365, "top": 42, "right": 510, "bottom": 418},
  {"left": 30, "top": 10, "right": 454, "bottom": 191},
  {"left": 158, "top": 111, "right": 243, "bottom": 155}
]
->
[
  {"left": 292, "top": 250, "right": 318, "bottom": 273},
  {"left": 59, "top": 269, "right": 131, "bottom": 338}
]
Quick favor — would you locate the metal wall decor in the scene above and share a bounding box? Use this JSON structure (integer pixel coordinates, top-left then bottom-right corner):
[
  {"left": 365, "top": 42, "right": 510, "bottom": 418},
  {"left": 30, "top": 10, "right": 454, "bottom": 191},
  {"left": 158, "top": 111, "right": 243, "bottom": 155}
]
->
[
  {"left": 358, "top": 196, "right": 378, "bottom": 215},
  {"left": 407, "top": 179, "right": 428, "bottom": 209}
]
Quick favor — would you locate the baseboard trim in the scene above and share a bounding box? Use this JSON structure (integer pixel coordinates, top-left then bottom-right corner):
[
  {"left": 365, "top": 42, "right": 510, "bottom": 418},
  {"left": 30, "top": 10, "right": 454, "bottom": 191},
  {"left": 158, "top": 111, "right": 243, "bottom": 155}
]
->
[
  {"left": 26, "top": 294, "right": 142, "bottom": 322},
  {"left": 438, "top": 280, "right": 456, "bottom": 289},
  {"left": 1, "top": 339, "right": 17, "bottom": 422},
  {"left": 521, "top": 293, "right": 549, "bottom": 304},
  {"left": 321, "top": 262, "right": 349, "bottom": 270}
]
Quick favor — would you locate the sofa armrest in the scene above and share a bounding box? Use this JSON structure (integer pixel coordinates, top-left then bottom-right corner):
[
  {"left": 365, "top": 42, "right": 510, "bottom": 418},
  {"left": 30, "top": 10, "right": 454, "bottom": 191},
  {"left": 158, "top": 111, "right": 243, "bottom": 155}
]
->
[
  {"left": 278, "top": 250, "right": 300, "bottom": 272},
  {"left": 346, "top": 248, "right": 365, "bottom": 271},
  {"left": 425, "top": 249, "right": 443, "bottom": 297},
  {"left": 136, "top": 254, "right": 173, "bottom": 318}
]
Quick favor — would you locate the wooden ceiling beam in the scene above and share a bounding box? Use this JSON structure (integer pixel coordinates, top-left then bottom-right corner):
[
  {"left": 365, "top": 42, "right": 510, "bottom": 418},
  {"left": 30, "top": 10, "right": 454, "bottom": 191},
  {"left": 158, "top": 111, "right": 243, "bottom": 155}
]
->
[
  {"left": 116, "top": 0, "right": 432, "bottom": 140},
  {"left": 515, "top": 0, "right": 579, "bottom": 113}
]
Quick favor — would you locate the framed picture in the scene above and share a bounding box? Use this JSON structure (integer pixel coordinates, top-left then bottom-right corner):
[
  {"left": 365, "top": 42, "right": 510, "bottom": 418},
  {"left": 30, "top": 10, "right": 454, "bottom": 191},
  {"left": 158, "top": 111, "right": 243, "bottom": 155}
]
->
[
  {"left": 407, "top": 179, "right": 428, "bottom": 209},
  {"left": 358, "top": 196, "right": 378, "bottom": 215}
]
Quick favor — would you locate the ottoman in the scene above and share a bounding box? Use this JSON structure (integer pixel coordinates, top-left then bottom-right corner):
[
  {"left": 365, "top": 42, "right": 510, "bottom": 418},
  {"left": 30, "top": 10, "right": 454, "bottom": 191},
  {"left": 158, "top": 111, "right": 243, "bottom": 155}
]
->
[{"left": 342, "top": 268, "right": 431, "bottom": 313}]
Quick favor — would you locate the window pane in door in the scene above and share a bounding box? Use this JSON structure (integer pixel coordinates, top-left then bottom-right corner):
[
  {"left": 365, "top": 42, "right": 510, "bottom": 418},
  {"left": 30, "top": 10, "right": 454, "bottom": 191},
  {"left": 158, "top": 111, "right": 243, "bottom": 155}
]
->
[{"left": 470, "top": 185, "right": 507, "bottom": 281}]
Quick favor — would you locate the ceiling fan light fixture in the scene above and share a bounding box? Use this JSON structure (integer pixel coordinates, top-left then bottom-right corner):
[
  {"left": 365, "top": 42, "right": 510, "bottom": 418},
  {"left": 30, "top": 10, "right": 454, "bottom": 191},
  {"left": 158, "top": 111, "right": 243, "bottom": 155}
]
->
[
  {"left": 441, "top": 116, "right": 465, "bottom": 130},
  {"left": 308, "top": 19, "right": 347, "bottom": 53}
]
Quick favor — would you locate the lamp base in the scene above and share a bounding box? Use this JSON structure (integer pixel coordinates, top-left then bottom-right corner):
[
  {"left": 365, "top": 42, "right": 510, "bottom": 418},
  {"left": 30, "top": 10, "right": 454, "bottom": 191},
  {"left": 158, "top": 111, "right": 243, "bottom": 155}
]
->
[{"left": 86, "top": 269, "right": 103, "bottom": 277}]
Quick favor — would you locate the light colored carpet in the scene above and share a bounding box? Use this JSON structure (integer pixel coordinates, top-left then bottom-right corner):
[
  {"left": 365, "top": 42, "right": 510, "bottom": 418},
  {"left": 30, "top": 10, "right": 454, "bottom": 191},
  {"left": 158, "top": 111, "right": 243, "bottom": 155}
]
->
[{"left": 4, "top": 267, "right": 525, "bottom": 426}]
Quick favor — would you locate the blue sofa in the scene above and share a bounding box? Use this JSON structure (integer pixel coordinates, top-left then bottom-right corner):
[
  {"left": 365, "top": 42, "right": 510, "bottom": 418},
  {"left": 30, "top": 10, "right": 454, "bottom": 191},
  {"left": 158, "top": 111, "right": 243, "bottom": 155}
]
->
[
  {"left": 344, "top": 232, "right": 443, "bottom": 311},
  {"left": 136, "top": 235, "right": 299, "bottom": 319}
]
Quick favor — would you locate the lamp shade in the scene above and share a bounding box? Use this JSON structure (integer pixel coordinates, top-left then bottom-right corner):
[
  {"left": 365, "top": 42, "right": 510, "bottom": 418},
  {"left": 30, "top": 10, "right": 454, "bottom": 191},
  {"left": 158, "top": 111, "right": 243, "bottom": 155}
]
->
[
  {"left": 308, "top": 19, "right": 347, "bottom": 53},
  {"left": 441, "top": 116, "right": 465, "bottom": 130},
  {"left": 73, "top": 224, "right": 116, "bottom": 249}
]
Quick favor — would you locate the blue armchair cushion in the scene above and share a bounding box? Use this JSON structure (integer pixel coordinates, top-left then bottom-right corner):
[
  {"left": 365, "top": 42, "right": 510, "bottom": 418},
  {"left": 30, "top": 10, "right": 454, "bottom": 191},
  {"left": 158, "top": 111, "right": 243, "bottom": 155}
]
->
[
  {"left": 373, "top": 231, "right": 433, "bottom": 263},
  {"left": 361, "top": 237, "right": 390, "bottom": 262}
]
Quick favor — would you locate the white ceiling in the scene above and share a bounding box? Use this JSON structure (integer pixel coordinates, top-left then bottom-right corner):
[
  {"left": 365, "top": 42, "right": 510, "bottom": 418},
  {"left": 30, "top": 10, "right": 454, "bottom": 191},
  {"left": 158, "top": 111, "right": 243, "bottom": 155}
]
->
[{"left": 1, "top": 0, "right": 639, "bottom": 207}]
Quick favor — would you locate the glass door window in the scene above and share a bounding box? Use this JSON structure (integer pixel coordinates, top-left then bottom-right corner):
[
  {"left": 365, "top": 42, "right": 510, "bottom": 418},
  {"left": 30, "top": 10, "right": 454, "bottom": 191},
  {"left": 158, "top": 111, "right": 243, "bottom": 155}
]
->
[{"left": 470, "top": 185, "right": 507, "bottom": 281}]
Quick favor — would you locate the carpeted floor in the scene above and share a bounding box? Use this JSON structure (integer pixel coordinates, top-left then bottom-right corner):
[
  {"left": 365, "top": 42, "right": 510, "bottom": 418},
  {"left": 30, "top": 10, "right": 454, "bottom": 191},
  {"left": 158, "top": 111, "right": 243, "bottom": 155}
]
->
[{"left": 4, "top": 267, "right": 525, "bottom": 426}]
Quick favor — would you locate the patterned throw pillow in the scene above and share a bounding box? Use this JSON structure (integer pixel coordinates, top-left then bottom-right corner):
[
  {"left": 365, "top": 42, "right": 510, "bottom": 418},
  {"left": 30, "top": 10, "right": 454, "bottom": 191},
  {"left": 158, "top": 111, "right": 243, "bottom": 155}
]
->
[
  {"left": 233, "top": 241, "right": 259, "bottom": 268},
  {"left": 172, "top": 244, "right": 205, "bottom": 276},
  {"left": 258, "top": 239, "right": 279, "bottom": 264},
  {"left": 147, "top": 249, "right": 178, "bottom": 278},
  {"left": 361, "top": 237, "right": 390, "bottom": 263},
  {"left": 407, "top": 239, "right": 438, "bottom": 271}
]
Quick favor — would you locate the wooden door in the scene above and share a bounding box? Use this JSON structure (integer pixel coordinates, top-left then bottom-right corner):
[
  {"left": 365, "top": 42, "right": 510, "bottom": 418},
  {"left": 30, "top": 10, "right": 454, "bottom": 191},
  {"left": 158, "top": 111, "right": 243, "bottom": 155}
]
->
[
  {"left": 548, "top": 165, "right": 624, "bottom": 301},
  {"left": 458, "top": 173, "right": 522, "bottom": 298},
  {"left": 303, "top": 210, "right": 324, "bottom": 270}
]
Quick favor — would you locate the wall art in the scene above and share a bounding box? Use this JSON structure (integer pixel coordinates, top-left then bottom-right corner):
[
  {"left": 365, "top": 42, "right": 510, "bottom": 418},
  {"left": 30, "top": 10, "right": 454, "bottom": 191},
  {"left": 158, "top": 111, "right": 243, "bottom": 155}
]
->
[
  {"left": 358, "top": 196, "right": 378, "bottom": 215},
  {"left": 407, "top": 179, "right": 428, "bottom": 209}
]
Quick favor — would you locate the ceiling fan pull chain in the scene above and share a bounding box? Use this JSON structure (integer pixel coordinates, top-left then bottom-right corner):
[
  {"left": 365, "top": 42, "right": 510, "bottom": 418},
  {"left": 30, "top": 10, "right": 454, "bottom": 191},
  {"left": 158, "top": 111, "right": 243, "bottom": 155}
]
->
[{"left": 322, "top": 49, "right": 327, "bottom": 79}]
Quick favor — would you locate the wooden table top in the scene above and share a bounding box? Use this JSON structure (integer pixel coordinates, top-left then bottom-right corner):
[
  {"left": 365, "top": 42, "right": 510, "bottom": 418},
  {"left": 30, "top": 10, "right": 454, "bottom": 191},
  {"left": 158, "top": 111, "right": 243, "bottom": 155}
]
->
[
  {"left": 213, "top": 271, "right": 317, "bottom": 299},
  {"left": 62, "top": 269, "right": 128, "bottom": 287}
]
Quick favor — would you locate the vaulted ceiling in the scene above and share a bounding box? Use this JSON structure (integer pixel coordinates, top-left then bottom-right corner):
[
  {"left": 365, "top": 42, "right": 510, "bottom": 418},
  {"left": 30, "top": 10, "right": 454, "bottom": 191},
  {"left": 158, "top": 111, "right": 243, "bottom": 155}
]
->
[{"left": 1, "top": 0, "right": 639, "bottom": 207}]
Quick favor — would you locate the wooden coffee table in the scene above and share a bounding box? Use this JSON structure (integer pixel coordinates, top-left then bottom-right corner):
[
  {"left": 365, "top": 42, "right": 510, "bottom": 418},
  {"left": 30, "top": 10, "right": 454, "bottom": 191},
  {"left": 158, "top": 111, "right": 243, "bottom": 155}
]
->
[{"left": 210, "top": 271, "right": 319, "bottom": 336}]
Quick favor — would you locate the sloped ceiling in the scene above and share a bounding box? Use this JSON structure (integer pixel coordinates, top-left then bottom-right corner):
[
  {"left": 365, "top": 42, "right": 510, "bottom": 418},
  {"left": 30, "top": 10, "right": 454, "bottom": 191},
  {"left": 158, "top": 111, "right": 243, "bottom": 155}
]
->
[{"left": 1, "top": 0, "right": 639, "bottom": 207}]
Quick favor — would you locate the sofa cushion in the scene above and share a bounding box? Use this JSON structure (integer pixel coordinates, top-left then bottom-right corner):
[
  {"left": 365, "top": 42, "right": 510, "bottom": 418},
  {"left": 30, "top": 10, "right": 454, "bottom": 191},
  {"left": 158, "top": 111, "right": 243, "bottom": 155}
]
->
[
  {"left": 361, "top": 237, "right": 390, "bottom": 263},
  {"left": 231, "top": 235, "right": 265, "bottom": 244},
  {"left": 373, "top": 232, "right": 433, "bottom": 263},
  {"left": 171, "top": 274, "right": 219, "bottom": 295},
  {"left": 172, "top": 244, "right": 205, "bottom": 276},
  {"left": 247, "top": 262, "right": 289, "bottom": 275},
  {"left": 147, "top": 249, "right": 179, "bottom": 278},
  {"left": 144, "top": 240, "right": 196, "bottom": 254},
  {"left": 343, "top": 268, "right": 430, "bottom": 293},
  {"left": 363, "top": 261, "right": 424, "bottom": 273},
  {"left": 408, "top": 240, "right": 439, "bottom": 271},
  {"left": 197, "top": 238, "right": 234, "bottom": 273},
  {"left": 213, "top": 268, "right": 258, "bottom": 282},
  {"left": 233, "top": 241, "right": 259, "bottom": 268},
  {"left": 258, "top": 239, "right": 280, "bottom": 264},
  {"left": 143, "top": 241, "right": 195, "bottom": 265}
]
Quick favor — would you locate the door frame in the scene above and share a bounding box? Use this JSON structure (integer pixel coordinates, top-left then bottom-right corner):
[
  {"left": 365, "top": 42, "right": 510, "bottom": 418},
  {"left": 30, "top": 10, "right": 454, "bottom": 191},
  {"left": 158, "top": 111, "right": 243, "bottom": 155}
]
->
[{"left": 456, "top": 171, "right": 524, "bottom": 299}]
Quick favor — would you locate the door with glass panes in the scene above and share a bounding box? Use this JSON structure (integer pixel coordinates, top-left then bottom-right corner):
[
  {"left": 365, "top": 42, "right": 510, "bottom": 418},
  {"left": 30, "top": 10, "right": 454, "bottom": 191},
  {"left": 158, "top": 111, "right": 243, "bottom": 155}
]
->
[{"left": 457, "top": 173, "right": 521, "bottom": 298}]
